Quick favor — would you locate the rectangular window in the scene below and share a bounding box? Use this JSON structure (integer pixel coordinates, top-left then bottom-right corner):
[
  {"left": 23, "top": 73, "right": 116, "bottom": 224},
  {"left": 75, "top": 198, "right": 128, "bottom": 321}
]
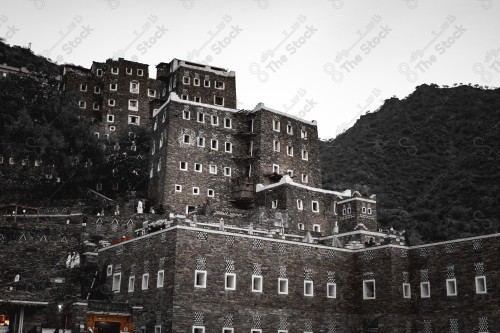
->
[
  {"left": 286, "top": 169, "right": 293, "bottom": 177},
  {"left": 128, "top": 276, "right": 135, "bottom": 292},
  {"left": 446, "top": 278, "right": 457, "bottom": 296},
  {"left": 108, "top": 99, "right": 116, "bottom": 106},
  {"left": 175, "top": 184, "right": 182, "bottom": 192},
  {"left": 222, "top": 329, "right": 233, "bottom": 333},
  {"left": 224, "top": 118, "right": 232, "bottom": 128},
  {"left": 363, "top": 280, "right": 376, "bottom": 299},
  {"left": 211, "top": 115, "right": 219, "bottom": 125},
  {"left": 193, "top": 327, "right": 205, "bottom": 333},
  {"left": 304, "top": 280, "right": 314, "bottom": 296},
  {"left": 327, "top": 283, "right": 337, "bottom": 298},
  {"left": 180, "top": 161, "right": 188, "bottom": 171},
  {"left": 298, "top": 223, "right": 305, "bottom": 230},
  {"left": 197, "top": 137, "right": 205, "bottom": 147},
  {"left": 251, "top": 330, "right": 262, "bottom": 333},
  {"left": 193, "top": 187, "right": 200, "bottom": 195},
  {"left": 157, "top": 270, "right": 164, "bottom": 288},
  {"left": 273, "top": 164, "right": 280, "bottom": 174},
  {"left": 278, "top": 278, "right": 288, "bottom": 294},
  {"left": 110, "top": 83, "right": 117, "bottom": 91},
  {"left": 112, "top": 273, "right": 121, "bottom": 292},
  {"left": 313, "top": 224, "right": 321, "bottom": 232},
  {"left": 301, "top": 129, "right": 308, "bottom": 139},
  {"left": 80, "top": 84, "right": 87, "bottom": 91},
  {"left": 197, "top": 112, "right": 205, "bottom": 123},
  {"left": 214, "top": 96, "right": 224, "bottom": 106},
  {"left": 287, "top": 146, "right": 293, "bottom": 156},
  {"left": 224, "top": 167, "right": 231, "bottom": 177},
  {"left": 194, "top": 270, "right": 207, "bottom": 288},
  {"left": 273, "top": 119, "right": 280, "bottom": 132},
  {"left": 211, "top": 139, "right": 218, "bottom": 150},
  {"left": 130, "top": 82, "right": 139, "bottom": 93},
  {"left": 273, "top": 140, "right": 280, "bottom": 152},
  {"left": 79, "top": 101, "right": 86, "bottom": 109},
  {"left": 215, "top": 81, "right": 225, "bottom": 89},
  {"left": 194, "top": 163, "right": 202, "bottom": 172},
  {"left": 272, "top": 200, "right": 278, "bottom": 209},
  {"left": 302, "top": 174, "right": 308, "bottom": 183},
  {"left": 183, "top": 134, "right": 190, "bottom": 144},
  {"left": 225, "top": 273, "right": 236, "bottom": 290},
  {"left": 225, "top": 142, "right": 232, "bottom": 153},
  {"left": 287, "top": 124, "right": 293, "bottom": 134},
  {"left": 142, "top": 273, "right": 149, "bottom": 290},
  {"left": 475, "top": 276, "right": 487, "bottom": 294},
  {"left": 129, "top": 100, "right": 139, "bottom": 111},
  {"left": 94, "top": 86, "right": 101, "bottom": 94},
  {"left": 107, "top": 115, "right": 115, "bottom": 123},
  {"left": 111, "top": 67, "right": 118, "bottom": 75},
  {"left": 181, "top": 94, "right": 188, "bottom": 100},
  {"left": 193, "top": 78, "right": 200, "bottom": 86},
  {"left": 183, "top": 110, "right": 190, "bottom": 120},
  {"left": 403, "top": 283, "right": 411, "bottom": 298},
  {"left": 107, "top": 265, "right": 113, "bottom": 276},
  {"left": 137, "top": 69, "right": 144, "bottom": 76},
  {"left": 183, "top": 76, "right": 190, "bottom": 84},
  {"left": 297, "top": 199, "right": 303, "bottom": 210},
  {"left": 128, "top": 115, "right": 140, "bottom": 125},
  {"left": 96, "top": 69, "right": 103, "bottom": 76},
  {"left": 194, "top": 96, "right": 201, "bottom": 103},
  {"left": 302, "top": 150, "right": 309, "bottom": 161},
  {"left": 204, "top": 79, "right": 210, "bottom": 87},
  {"left": 154, "top": 326, "right": 160, "bottom": 333},
  {"left": 312, "top": 201, "right": 319, "bottom": 212},
  {"left": 420, "top": 282, "right": 430, "bottom": 298},
  {"left": 209, "top": 165, "right": 217, "bottom": 174},
  {"left": 252, "top": 275, "right": 263, "bottom": 292},
  {"left": 126, "top": 68, "right": 132, "bottom": 75},
  {"left": 207, "top": 189, "right": 215, "bottom": 197},
  {"left": 109, "top": 126, "right": 116, "bottom": 131},
  {"left": 148, "top": 89, "right": 156, "bottom": 97},
  {"left": 93, "top": 102, "right": 100, "bottom": 110}
]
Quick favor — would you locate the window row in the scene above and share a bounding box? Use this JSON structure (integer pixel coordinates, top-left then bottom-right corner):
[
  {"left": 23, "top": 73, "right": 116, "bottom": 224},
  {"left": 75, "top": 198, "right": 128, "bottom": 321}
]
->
[
  {"left": 179, "top": 162, "right": 232, "bottom": 176},
  {"left": 79, "top": 83, "right": 155, "bottom": 97},
  {"left": 111, "top": 271, "right": 165, "bottom": 292},
  {"left": 182, "top": 76, "right": 225, "bottom": 90},
  {"left": 341, "top": 205, "right": 373, "bottom": 215},
  {"left": 182, "top": 111, "right": 232, "bottom": 127},
  {"left": 272, "top": 119, "right": 308, "bottom": 139},
  {"left": 78, "top": 99, "right": 140, "bottom": 111},
  {"left": 101, "top": 67, "right": 144, "bottom": 76},
  {"left": 174, "top": 185, "right": 215, "bottom": 197},
  {"left": 401, "top": 276, "right": 488, "bottom": 299},
  {"left": 181, "top": 94, "right": 224, "bottom": 106},
  {"left": 272, "top": 143, "right": 309, "bottom": 160},
  {"left": 271, "top": 166, "right": 309, "bottom": 183},
  {"left": 180, "top": 136, "right": 233, "bottom": 153},
  {"left": 0, "top": 157, "right": 41, "bottom": 166},
  {"left": 271, "top": 199, "right": 319, "bottom": 212}
]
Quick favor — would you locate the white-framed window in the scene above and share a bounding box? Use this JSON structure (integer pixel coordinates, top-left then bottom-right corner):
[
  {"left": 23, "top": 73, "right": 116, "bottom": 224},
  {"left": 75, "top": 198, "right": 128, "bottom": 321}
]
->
[
  {"left": 128, "top": 275, "right": 135, "bottom": 292},
  {"left": 137, "top": 69, "right": 144, "bottom": 76},
  {"left": 154, "top": 326, "right": 160, "bottom": 333},
  {"left": 148, "top": 89, "right": 156, "bottom": 97},
  {"left": 446, "top": 278, "right": 457, "bottom": 296},
  {"left": 197, "top": 137, "right": 205, "bottom": 147},
  {"left": 209, "top": 165, "right": 217, "bottom": 174},
  {"left": 80, "top": 84, "right": 87, "bottom": 91},
  {"left": 301, "top": 129, "right": 308, "bottom": 139},
  {"left": 183, "top": 110, "right": 190, "bottom": 120},
  {"left": 96, "top": 68, "right": 103, "bottom": 76},
  {"left": 297, "top": 199, "right": 303, "bottom": 210},
  {"left": 362, "top": 206, "right": 367, "bottom": 213},
  {"left": 157, "top": 270, "right": 164, "bottom": 288},
  {"left": 107, "top": 115, "right": 115, "bottom": 123},
  {"left": 175, "top": 184, "right": 182, "bottom": 192},
  {"left": 214, "top": 96, "right": 224, "bottom": 106},
  {"left": 222, "top": 328, "right": 233, "bottom": 333},
  {"left": 126, "top": 68, "right": 132, "bottom": 75},
  {"left": 252, "top": 275, "right": 263, "bottom": 292},
  {"left": 193, "top": 327, "right": 205, "bottom": 333},
  {"left": 327, "top": 283, "right": 337, "bottom": 298},
  {"left": 224, "top": 167, "right": 231, "bottom": 177},
  {"left": 475, "top": 276, "right": 487, "bottom": 294},
  {"left": 183, "top": 134, "right": 191, "bottom": 144},
  {"left": 197, "top": 112, "right": 205, "bottom": 123},
  {"left": 183, "top": 76, "right": 190, "bottom": 85},
  {"left": 207, "top": 189, "right": 215, "bottom": 197},
  {"left": 347, "top": 206, "right": 352, "bottom": 214},
  {"left": 181, "top": 94, "right": 188, "bottom": 100},
  {"left": 420, "top": 282, "right": 430, "bottom": 298},
  {"left": 215, "top": 81, "right": 225, "bottom": 89},
  {"left": 273, "top": 140, "right": 280, "bottom": 152},
  {"left": 128, "top": 115, "right": 140, "bottom": 125},
  {"left": 194, "top": 270, "right": 207, "bottom": 288},
  {"left": 204, "top": 79, "right": 210, "bottom": 87},
  {"left": 180, "top": 161, "right": 188, "bottom": 171},
  {"left": 194, "top": 163, "right": 202, "bottom": 172},
  {"left": 142, "top": 273, "right": 149, "bottom": 290},
  {"left": 302, "top": 174, "right": 308, "bottom": 183},
  {"left": 367, "top": 207, "right": 372, "bottom": 214},
  {"left": 286, "top": 146, "right": 293, "bottom": 156},
  {"left": 302, "top": 150, "right": 309, "bottom": 160},
  {"left": 79, "top": 101, "right": 86, "bottom": 109},
  {"left": 224, "top": 118, "right": 232, "bottom": 128},
  {"left": 150, "top": 167, "right": 154, "bottom": 178},
  {"left": 403, "top": 283, "right": 411, "bottom": 298},
  {"left": 225, "top": 142, "right": 232, "bottom": 153},
  {"left": 96, "top": 182, "right": 102, "bottom": 190},
  {"left": 194, "top": 96, "right": 201, "bottom": 103},
  {"left": 225, "top": 273, "right": 236, "bottom": 290},
  {"left": 110, "top": 126, "right": 116, "bottom": 132},
  {"left": 286, "top": 169, "right": 293, "bottom": 177},
  {"left": 313, "top": 224, "right": 321, "bottom": 232},
  {"left": 278, "top": 278, "right": 288, "bottom": 294},
  {"left": 129, "top": 99, "right": 138, "bottom": 111},
  {"left": 298, "top": 223, "right": 305, "bottom": 230},
  {"left": 312, "top": 201, "right": 319, "bottom": 212},
  {"left": 110, "top": 83, "right": 117, "bottom": 91},
  {"left": 108, "top": 99, "right": 116, "bottom": 106},
  {"left": 363, "top": 280, "right": 376, "bottom": 299},
  {"left": 304, "top": 280, "right": 314, "bottom": 296},
  {"left": 193, "top": 187, "right": 200, "bottom": 195},
  {"left": 273, "top": 164, "right": 280, "bottom": 174},
  {"left": 211, "top": 139, "right": 218, "bottom": 150},
  {"left": 112, "top": 272, "right": 121, "bottom": 292},
  {"left": 273, "top": 119, "right": 280, "bottom": 132},
  {"left": 0, "top": 157, "right": 3, "bottom": 164},
  {"left": 94, "top": 86, "right": 101, "bottom": 94},
  {"left": 130, "top": 81, "right": 139, "bottom": 93},
  {"left": 93, "top": 102, "right": 100, "bottom": 110},
  {"left": 8, "top": 157, "right": 14, "bottom": 165},
  {"left": 107, "top": 265, "right": 113, "bottom": 276},
  {"left": 111, "top": 67, "right": 119, "bottom": 75},
  {"left": 193, "top": 77, "right": 200, "bottom": 86},
  {"left": 272, "top": 200, "right": 278, "bottom": 209},
  {"left": 287, "top": 124, "right": 293, "bottom": 134},
  {"left": 251, "top": 330, "right": 262, "bottom": 333},
  {"left": 212, "top": 115, "right": 219, "bottom": 126}
]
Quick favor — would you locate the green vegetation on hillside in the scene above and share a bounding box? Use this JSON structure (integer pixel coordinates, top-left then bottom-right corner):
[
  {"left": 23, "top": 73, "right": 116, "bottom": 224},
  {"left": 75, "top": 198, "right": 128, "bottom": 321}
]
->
[{"left": 0, "top": 38, "right": 60, "bottom": 75}]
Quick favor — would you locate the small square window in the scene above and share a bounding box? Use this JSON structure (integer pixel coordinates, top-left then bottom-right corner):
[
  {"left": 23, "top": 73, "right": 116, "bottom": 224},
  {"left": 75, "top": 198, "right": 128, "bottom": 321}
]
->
[
  {"left": 183, "top": 110, "right": 190, "bottom": 119},
  {"left": 93, "top": 102, "right": 100, "bottom": 110},
  {"left": 142, "top": 273, "right": 149, "bottom": 290},
  {"left": 214, "top": 96, "right": 224, "bottom": 106},
  {"left": 302, "top": 174, "right": 308, "bottom": 183},
  {"left": 197, "top": 112, "right": 205, "bottom": 123},
  {"left": 209, "top": 165, "right": 217, "bottom": 174},
  {"left": 312, "top": 201, "right": 319, "bottom": 212},
  {"left": 194, "top": 163, "right": 202, "bottom": 172},
  {"left": 363, "top": 280, "right": 376, "bottom": 299},
  {"left": 302, "top": 150, "right": 309, "bottom": 161},
  {"left": 420, "top": 282, "right": 430, "bottom": 298},
  {"left": 109, "top": 126, "right": 116, "bottom": 132},
  {"left": 0, "top": 157, "right": 3, "bottom": 164},
  {"left": 273, "top": 119, "right": 280, "bottom": 132},
  {"left": 175, "top": 184, "right": 182, "bottom": 192},
  {"left": 194, "top": 96, "right": 201, "bottom": 103},
  {"left": 79, "top": 101, "right": 86, "bottom": 109},
  {"left": 137, "top": 69, "right": 144, "bottom": 76},
  {"left": 272, "top": 200, "right": 278, "bottom": 209},
  {"left": 251, "top": 330, "right": 261, "bottom": 333},
  {"left": 107, "top": 115, "right": 115, "bottom": 123},
  {"left": 107, "top": 265, "right": 113, "bottom": 276},
  {"left": 225, "top": 273, "right": 236, "bottom": 290},
  {"left": 180, "top": 161, "right": 188, "bottom": 171},
  {"left": 129, "top": 100, "right": 139, "bottom": 111},
  {"left": 183, "top": 76, "right": 190, "bottom": 84},
  {"left": 96, "top": 69, "right": 103, "bottom": 76},
  {"left": 215, "top": 81, "right": 225, "bottom": 89},
  {"left": 157, "top": 270, "right": 164, "bottom": 288},
  {"left": 130, "top": 82, "right": 139, "bottom": 93},
  {"left": 128, "top": 276, "right": 135, "bottom": 292},
  {"left": 224, "top": 118, "right": 232, "bottom": 128},
  {"left": 128, "top": 115, "right": 140, "bottom": 125},
  {"left": 313, "top": 224, "right": 321, "bottom": 232},
  {"left": 207, "top": 189, "right": 215, "bottom": 197},
  {"left": 367, "top": 207, "right": 372, "bottom": 214},
  {"left": 204, "top": 79, "right": 210, "bottom": 87},
  {"left": 446, "top": 278, "right": 457, "bottom": 296},
  {"left": 126, "top": 68, "right": 132, "bottom": 75},
  {"left": 148, "top": 89, "right": 156, "bottom": 97},
  {"left": 327, "top": 283, "right": 337, "bottom": 298},
  {"left": 212, "top": 115, "right": 219, "bottom": 126},
  {"left": 252, "top": 275, "right": 263, "bottom": 292},
  {"left": 80, "top": 84, "right": 87, "bottom": 92},
  {"left": 112, "top": 273, "right": 121, "bottom": 292},
  {"left": 297, "top": 199, "right": 303, "bottom": 210},
  {"left": 108, "top": 99, "right": 116, "bottom": 106},
  {"left": 197, "top": 137, "right": 205, "bottom": 147},
  {"left": 286, "top": 169, "right": 293, "bottom": 177},
  {"left": 181, "top": 94, "right": 188, "bottom": 100},
  {"left": 9, "top": 157, "right": 14, "bottom": 165},
  {"left": 193, "top": 327, "right": 205, "bottom": 333},
  {"left": 301, "top": 129, "right": 308, "bottom": 139},
  {"left": 211, "top": 139, "right": 218, "bottom": 150},
  {"left": 287, "top": 146, "right": 293, "bottom": 156},
  {"left": 224, "top": 167, "right": 231, "bottom": 177},
  {"left": 110, "top": 83, "right": 117, "bottom": 91},
  {"left": 403, "top": 283, "right": 411, "bottom": 298},
  {"left": 273, "top": 140, "right": 280, "bottom": 152},
  {"left": 183, "top": 134, "right": 191, "bottom": 144},
  {"left": 273, "top": 164, "right": 280, "bottom": 174},
  {"left": 475, "top": 276, "right": 487, "bottom": 294},
  {"left": 194, "top": 270, "right": 207, "bottom": 288},
  {"left": 193, "top": 187, "right": 200, "bottom": 195},
  {"left": 193, "top": 78, "right": 200, "bottom": 86},
  {"left": 298, "top": 223, "right": 305, "bottom": 230},
  {"left": 287, "top": 124, "right": 293, "bottom": 134},
  {"left": 94, "top": 86, "right": 101, "bottom": 94},
  {"left": 304, "top": 280, "right": 314, "bottom": 296},
  {"left": 154, "top": 326, "right": 160, "bottom": 333},
  {"left": 225, "top": 142, "right": 232, "bottom": 153},
  {"left": 278, "top": 278, "right": 288, "bottom": 294},
  {"left": 111, "top": 67, "right": 119, "bottom": 75},
  {"left": 222, "top": 329, "right": 233, "bottom": 333},
  {"left": 362, "top": 206, "right": 367, "bottom": 213}
]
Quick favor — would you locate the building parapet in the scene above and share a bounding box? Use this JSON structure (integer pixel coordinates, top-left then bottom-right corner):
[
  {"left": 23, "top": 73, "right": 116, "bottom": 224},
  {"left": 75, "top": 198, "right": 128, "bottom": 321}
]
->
[{"left": 256, "top": 174, "right": 351, "bottom": 197}]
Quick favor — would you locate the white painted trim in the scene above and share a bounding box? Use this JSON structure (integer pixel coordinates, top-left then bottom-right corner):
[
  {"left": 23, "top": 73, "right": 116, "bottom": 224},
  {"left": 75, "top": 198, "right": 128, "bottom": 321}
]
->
[
  {"left": 337, "top": 197, "right": 376, "bottom": 204},
  {"left": 256, "top": 174, "right": 350, "bottom": 197},
  {"left": 252, "top": 102, "right": 318, "bottom": 125},
  {"left": 0, "top": 300, "right": 49, "bottom": 305}
]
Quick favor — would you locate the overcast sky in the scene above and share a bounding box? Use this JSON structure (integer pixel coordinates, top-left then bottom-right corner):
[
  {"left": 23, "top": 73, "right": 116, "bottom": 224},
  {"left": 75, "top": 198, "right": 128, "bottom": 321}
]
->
[{"left": 2, "top": 0, "right": 499, "bottom": 138}]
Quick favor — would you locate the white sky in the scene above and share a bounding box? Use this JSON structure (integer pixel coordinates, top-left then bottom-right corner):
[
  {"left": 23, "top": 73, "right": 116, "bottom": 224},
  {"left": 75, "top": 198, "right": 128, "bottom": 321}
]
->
[{"left": 2, "top": 0, "right": 499, "bottom": 138}]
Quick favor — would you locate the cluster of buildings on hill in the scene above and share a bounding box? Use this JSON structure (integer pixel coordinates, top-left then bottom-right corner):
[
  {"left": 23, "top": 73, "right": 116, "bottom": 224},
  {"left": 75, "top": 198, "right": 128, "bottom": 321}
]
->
[{"left": 0, "top": 57, "right": 498, "bottom": 333}]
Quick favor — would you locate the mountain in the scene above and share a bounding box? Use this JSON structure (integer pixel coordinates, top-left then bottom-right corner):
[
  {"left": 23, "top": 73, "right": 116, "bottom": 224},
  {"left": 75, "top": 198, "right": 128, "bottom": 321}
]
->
[
  {"left": 0, "top": 38, "right": 60, "bottom": 75},
  {"left": 320, "top": 84, "right": 500, "bottom": 244}
]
